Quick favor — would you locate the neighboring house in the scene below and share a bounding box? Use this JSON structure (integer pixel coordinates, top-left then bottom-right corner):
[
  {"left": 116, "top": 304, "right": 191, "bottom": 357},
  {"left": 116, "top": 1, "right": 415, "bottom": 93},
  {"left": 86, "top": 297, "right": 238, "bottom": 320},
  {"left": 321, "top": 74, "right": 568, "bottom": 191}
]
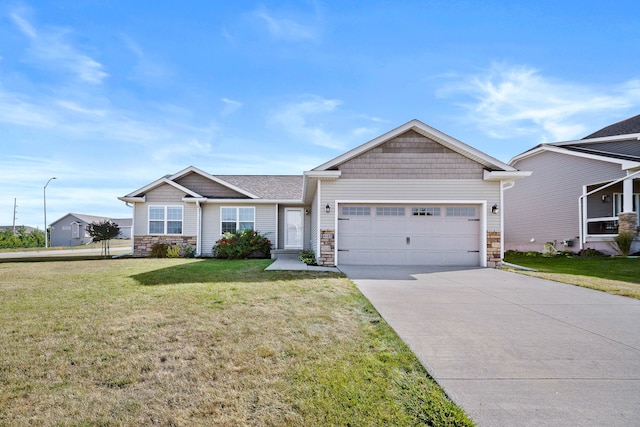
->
[
  {"left": 50, "top": 213, "right": 132, "bottom": 247},
  {"left": 0, "top": 225, "right": 38, "bottom": 234},
  {"left": 119, "top": 119, "right": 530, "bottom": 267},
  {"left": 505, "top": 114, "right": 640, "bottom": 254}
]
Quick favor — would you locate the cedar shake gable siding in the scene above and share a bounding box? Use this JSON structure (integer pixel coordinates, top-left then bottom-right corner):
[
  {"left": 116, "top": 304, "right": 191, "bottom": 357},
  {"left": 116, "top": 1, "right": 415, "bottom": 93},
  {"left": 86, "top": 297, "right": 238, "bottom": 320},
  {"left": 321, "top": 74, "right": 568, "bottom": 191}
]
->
[
  {"left": 175, "top": 172, "right": 249, "bottom": 199},
  {"left": 336, "top": 130, "right": 485, "bottom": 179}
]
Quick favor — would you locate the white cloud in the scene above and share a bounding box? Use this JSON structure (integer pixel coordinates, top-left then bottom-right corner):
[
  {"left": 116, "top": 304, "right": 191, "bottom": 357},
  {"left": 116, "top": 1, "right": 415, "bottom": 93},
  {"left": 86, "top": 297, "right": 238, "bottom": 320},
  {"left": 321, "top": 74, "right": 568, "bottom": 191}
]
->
[
  {"left": 269, "top": 95, "right": 345, "bottom": 149},
  {"left": 253, "top": 6, "right": 319, "bottom": 41},
  {"left": 10, "top": 11, "right": 108, "bottom": 84},
  {"left": 221, "top": 98, "right": 243, "bottom": 116},
  {"left": 440, "top": 63, "right": 640, "bottom": 142}
]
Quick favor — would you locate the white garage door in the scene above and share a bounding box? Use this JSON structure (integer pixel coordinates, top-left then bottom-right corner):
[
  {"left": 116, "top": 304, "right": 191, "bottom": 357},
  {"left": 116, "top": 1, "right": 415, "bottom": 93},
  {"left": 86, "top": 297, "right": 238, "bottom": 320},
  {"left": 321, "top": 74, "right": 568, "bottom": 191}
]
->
[{"left": 337, "top": 204, "right": 481, "bottom": 266}]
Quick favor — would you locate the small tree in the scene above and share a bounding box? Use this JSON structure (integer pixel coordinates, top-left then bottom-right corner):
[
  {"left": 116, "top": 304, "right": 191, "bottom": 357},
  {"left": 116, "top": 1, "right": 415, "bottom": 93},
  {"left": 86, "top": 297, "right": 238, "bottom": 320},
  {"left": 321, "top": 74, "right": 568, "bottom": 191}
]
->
[{"left": 86, "top": 220, "right": 121, "bottom": 258}]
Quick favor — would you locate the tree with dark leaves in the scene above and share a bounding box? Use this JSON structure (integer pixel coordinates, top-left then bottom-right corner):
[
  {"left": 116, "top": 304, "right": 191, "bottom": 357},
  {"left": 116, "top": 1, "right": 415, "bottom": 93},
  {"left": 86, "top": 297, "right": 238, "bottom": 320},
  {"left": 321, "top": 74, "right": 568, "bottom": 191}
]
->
[{"left": 86, "top": 220, "right": 120, "bottom": 258}]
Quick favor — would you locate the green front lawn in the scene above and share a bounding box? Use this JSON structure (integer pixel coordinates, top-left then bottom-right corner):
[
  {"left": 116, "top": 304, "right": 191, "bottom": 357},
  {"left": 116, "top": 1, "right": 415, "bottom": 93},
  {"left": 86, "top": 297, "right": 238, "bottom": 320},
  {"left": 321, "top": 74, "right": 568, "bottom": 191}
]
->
[
  {"left": 0, "top": 258, "right": 473, "bottom": 426},
  {"left": 504, "top": 252, "right": 640, "bottom": 299}
]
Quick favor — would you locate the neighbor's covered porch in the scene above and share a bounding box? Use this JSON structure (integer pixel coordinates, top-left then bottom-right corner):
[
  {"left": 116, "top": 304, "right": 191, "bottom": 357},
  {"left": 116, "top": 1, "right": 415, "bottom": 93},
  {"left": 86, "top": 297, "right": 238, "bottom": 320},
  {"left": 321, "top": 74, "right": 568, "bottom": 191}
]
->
[{"left": 580, "top": 170, "right": 640, "bottom": 248}]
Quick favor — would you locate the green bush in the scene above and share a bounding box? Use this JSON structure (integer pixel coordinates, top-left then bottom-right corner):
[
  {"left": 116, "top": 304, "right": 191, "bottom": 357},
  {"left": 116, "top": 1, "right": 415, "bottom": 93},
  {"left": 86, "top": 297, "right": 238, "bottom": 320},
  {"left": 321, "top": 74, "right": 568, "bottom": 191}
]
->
[
  {"left": 149, "top": 243, "right": 170, "bottom": 258},
  {"left": 578, "top": 247, "right": 606, "bottom": 257},
  {"left": 166, "top": 245, "right": 181, "bottom": 258},
  {"left": 299, "top": 250, "right": 317, "bottom": 265},
  {"left": 213, "top": 230, "right": 271, "bottom": 259}
]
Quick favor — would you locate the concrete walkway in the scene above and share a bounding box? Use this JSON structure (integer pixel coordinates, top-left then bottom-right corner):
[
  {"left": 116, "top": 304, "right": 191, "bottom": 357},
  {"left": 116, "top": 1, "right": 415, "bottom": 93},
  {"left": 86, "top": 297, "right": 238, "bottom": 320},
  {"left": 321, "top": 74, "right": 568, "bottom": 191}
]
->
[
  {"left": 340, "top": 265, "right": 640, "bottom": 427},
  {"left": 265, "top": 257, "right": 340, "bottom": 272}
]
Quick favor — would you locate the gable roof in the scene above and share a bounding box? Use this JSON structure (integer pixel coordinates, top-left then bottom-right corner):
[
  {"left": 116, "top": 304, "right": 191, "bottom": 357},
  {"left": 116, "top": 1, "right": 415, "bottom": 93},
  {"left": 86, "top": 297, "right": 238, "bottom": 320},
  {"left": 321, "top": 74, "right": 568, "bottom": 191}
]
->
[
  {"left": 510, "top": 115, "right": 640, "bottom": 168},
  {"left": 582, "top": 114, "right": 640, "bottom": 139},
  {"left": 312, "top": 119, "right": 517, "bottom": 172},
  {"left": 120, "top": 166, "right": 303, "bottom": 202}
]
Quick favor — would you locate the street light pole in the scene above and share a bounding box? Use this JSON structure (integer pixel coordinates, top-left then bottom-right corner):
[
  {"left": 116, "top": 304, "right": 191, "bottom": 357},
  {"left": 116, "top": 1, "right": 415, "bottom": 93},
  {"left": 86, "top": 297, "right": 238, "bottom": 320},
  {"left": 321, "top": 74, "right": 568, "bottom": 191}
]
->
[{"left": 44, "top": 177, "right": 57, "bottom": 248}]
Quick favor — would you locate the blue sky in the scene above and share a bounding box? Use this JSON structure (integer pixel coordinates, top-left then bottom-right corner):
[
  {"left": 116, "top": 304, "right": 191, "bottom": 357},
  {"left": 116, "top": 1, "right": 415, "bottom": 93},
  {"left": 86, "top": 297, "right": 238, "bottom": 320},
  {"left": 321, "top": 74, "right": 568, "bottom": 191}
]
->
[{"left": 2, "top": 1, "right": 640, "bottom": 228}]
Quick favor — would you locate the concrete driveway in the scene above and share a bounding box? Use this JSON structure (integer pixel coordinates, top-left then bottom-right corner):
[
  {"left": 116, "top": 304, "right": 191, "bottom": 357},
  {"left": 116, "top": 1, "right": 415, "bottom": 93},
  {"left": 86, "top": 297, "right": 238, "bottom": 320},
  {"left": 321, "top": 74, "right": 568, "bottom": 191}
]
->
[{"left": 340, "top": 266, "right": 640, "bottom": 427}]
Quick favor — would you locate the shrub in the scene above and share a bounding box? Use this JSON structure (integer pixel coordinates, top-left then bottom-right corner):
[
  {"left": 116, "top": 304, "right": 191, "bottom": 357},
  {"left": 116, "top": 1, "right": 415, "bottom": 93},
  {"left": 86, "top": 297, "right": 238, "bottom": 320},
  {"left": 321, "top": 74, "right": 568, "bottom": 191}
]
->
[
  {"left": 612, "top": 232, "right": 635, "bottom": 256},
  {"left": 213, "top": 230, "right": 271, "bottom": 259},
  {"left": 299, "top": 250, "right": 317, "bottom": 265},
  {"left": 149, "top": 243, "right": 170, "bottom": 258},
  {"left": 182, "top": 245, "right": 196, "bottom": 258},
  {"left": 579, "top": 248, "right": 606, "bottom": 257},
  {"left": 166, "top": 245, "right": 181, "bottom": 258}
]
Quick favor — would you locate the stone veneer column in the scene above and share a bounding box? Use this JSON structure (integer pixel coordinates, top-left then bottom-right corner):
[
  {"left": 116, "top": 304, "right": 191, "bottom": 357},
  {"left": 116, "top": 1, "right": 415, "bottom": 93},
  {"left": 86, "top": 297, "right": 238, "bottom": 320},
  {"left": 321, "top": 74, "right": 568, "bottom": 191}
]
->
[
  {"left": 318, "top": 230, "right": 335, "bottom": 266},
  {"left": 486, "top": 231, "right": 501, "bottom": 268},
  {"left": 618, "top": 212, "right": 639, "bottom": 235}
]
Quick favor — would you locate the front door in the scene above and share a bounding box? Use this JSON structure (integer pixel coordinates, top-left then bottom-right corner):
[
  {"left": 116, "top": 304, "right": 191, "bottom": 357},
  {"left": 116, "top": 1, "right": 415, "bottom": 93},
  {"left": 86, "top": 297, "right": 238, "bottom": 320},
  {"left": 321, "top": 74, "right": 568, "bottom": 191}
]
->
[{"left": 285, "top": 208, "right": 304, "bottom": 249}]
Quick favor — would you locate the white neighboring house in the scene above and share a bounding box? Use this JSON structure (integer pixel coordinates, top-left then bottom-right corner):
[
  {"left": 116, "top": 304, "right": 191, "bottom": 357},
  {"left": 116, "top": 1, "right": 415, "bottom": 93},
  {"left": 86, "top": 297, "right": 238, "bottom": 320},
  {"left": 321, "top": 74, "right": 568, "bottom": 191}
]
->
[
  {"left": 505, "top": 114, "right": 640, "bottom": 254},
  {"left": 49, "top": 213, "right": 132, "bottom": 247},
  {"left": 119, "top": 119, "right": 530, "bottom": 267}
]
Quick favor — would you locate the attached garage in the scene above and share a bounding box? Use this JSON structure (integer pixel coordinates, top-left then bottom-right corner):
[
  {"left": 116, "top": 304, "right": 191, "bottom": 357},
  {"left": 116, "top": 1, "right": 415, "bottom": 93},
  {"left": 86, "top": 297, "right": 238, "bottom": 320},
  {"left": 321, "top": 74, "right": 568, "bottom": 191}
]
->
[{"left": 337, "top": 203, "right": 483, "bottom": 266}]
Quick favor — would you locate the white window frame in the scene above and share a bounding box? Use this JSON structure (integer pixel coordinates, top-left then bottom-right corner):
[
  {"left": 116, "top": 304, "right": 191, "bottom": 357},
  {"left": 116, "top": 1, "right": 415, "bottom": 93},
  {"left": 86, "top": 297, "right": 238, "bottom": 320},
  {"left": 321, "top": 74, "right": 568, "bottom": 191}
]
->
[
  {"left": 148, "top": 205, "right": 183, "bottom": 235},
  {"left": 220, "top": 206, "right": 255, "bottom": 234}
]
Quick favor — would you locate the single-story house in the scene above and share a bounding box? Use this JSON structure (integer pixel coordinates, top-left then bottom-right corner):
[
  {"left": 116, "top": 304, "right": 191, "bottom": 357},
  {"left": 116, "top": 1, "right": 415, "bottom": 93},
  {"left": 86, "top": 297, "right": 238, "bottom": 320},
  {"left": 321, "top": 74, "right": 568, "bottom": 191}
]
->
[
  {"left": 119, "top": 119, "right": 530, "bottom": 267},
  {"left": 505, "top": 114, "right": 640, "bottom": 254},
  {"left": 50, "top": 213, "right": 132, "bottom": 247}
]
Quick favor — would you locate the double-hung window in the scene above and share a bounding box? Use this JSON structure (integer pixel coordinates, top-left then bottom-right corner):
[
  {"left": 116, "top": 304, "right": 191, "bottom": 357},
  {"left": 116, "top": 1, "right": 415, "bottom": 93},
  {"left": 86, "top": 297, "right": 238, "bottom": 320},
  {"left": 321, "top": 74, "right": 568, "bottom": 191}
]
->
[
  {"left": 149, "top": 206, "right": 183, "bottom": 235},
  {"left": 221, "top": 207, "right": 255, "bottom": 233}
]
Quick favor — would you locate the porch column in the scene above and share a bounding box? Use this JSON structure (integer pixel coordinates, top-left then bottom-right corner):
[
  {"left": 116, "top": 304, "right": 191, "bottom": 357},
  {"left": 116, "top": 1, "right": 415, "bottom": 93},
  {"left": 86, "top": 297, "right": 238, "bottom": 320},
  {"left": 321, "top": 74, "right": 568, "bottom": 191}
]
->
[{"left": 618, "top": 175, "right": 638, "bottom": 235}]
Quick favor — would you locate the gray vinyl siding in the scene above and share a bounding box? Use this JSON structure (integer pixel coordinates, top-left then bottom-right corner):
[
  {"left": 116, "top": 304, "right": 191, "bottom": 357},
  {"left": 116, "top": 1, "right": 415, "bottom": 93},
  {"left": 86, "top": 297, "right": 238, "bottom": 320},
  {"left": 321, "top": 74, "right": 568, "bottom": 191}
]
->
[
  {"left": 200, "top": 204, "right": 277, "bottom": 257},
  {"left": 133, "top": 184, "right": 196, "bottom": 236},
  {"left": 319, "top": 179, "right": 501, "bottom": 231},
  {"left": 505, "top": 151, "right": 626, "bottom": 248},
  {"left": 338, "top": 130, "right": 484, "bottom": 179}
]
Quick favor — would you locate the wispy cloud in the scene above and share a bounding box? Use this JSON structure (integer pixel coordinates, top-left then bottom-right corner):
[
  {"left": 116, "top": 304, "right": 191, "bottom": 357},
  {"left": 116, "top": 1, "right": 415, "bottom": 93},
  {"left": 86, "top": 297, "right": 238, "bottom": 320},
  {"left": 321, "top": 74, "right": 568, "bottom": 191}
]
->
[
  {"left": 439, "top": 63, "right": 640, "bottom": 142},
  {"left": 252, "top": 5, "right": 319, "bottom": 42},
  {"left": 269, "top": 95, "right": 346, "bottom": 149},
  {"left": 10, "top": 11, "right": 108, "bottom": 84},
  {"left": 221, "top": 97, "right": 243, "bottom": 116}
]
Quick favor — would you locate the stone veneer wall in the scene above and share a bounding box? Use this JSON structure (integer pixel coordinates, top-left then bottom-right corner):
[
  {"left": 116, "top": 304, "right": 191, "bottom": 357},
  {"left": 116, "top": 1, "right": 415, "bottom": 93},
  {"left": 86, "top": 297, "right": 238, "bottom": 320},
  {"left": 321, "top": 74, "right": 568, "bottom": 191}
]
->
[
  {"left": 318, "top": 230, "right": 335, "bottom": 266},
  {"left": 618, "top": 212, "right": 639, "bottom": 235},
  {"left": 134, "top": 235, "right": 197, "bottom": 257},
  {"left": 487, "top": 231, "right": 501, "bottom": 268}
]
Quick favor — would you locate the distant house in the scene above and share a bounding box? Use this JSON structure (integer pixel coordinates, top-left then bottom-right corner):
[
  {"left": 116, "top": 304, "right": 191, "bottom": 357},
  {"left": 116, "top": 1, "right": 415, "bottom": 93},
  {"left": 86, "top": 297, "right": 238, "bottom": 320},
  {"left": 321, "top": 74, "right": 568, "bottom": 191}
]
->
[
  {"left": 505, "top": 114, "right": 640, "bottom": 254},
  {"left": 49, "top": 213, "right": 132, "bottom": 247},
  {"left": 119, "top": 119, "right": 530, "bottom": 267},
  {"left": 0, "top": 225, "right": 38, "bottom": 234}
]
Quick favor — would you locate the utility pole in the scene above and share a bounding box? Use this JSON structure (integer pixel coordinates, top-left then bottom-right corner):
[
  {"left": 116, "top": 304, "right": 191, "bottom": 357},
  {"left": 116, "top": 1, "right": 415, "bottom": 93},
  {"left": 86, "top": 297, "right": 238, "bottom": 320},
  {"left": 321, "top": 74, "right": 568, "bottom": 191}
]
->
[
  {"left": 44, "top": 177, "right": 57, "bottom": 248},
  {"left": 12, "top": 198, "right": 17, "bottom": 234}
]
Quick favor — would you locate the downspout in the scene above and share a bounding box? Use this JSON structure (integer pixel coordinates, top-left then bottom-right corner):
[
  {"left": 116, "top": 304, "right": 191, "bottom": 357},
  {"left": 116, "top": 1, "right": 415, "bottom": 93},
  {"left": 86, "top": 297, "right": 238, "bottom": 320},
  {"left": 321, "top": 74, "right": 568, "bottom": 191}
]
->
[
  {"left": 316, "top": 180, "right": 322, "bottom": 259},
  {"left": 126, "top": 202, "right": 134, "bottom": 255},
  {"left": 196, "top": 200, "right": 202, "bottom": 257},
  {"left": 501, "top": 181, "right": 515, "bottom": 259}
]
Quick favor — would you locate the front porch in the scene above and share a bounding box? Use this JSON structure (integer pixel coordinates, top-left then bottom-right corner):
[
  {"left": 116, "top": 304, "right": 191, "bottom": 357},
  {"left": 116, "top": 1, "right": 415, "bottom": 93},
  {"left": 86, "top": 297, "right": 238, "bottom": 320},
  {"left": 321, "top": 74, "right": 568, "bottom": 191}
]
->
[{"left": 581, "top": 172, "right": 640, "bottom": 251}]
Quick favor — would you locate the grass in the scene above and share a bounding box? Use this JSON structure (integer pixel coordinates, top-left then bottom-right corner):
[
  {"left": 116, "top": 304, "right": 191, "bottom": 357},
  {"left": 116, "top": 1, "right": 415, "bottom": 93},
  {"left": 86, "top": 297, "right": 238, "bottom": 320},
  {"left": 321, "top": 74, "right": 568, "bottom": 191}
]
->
[
  {"left": 504, "top": 253, "right": 640, "bottom": 299},
  {"left": 0, "top": 258, "right": 473, "bottom": 426}
]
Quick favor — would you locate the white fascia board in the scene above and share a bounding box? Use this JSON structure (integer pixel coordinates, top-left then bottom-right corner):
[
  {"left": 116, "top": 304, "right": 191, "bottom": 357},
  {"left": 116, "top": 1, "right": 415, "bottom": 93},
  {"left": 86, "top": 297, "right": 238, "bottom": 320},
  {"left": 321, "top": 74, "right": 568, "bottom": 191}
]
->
[
  {"left": 552, "top": 133, "right": 640, "bottom": 146},
  {"left": 123, "top": 177, "right": 203, "bottom": 199},
  {"left": 312, "top": 119, "right": 515, "bottom": 172},
  {"left": 302, "top": 170, "right": 341, "bottom": 204},
  {"left": 483, "top": 170, "right": 532, "bottom": 181},
  {"left": 509, "top": 145, "right": 640, "bottom": 170},
  {"left": 303, "top": 170, "right": 342, "bottom": 179},
  {"left": 118, "top": 196, "right": 145, "bottom": 203},
  {"left": 200, "top": 198, "right": 303, "bottom": 204},
  {"left": 170, "top": 165, "right": 260, "bottom": 199}
]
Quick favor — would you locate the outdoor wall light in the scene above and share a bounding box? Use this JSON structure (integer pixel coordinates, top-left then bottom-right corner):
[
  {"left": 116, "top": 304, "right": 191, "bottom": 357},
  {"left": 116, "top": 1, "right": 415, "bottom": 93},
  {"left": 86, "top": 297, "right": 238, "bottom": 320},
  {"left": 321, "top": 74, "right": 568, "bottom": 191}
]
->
[
  {"left": 325, "top": 203, "right": 331, "bottom": 213},
  {"left": 491, "top": 204, "right": 499, "bottom": 215},
  {"left": 602, "top": 195, "right": 611, "bottom": 203}
]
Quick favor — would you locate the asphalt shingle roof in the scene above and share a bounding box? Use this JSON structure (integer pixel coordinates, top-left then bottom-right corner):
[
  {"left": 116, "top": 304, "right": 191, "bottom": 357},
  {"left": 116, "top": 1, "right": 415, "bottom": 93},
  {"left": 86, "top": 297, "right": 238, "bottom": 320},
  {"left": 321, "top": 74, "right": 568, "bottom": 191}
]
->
[
  {"left": 583, "top": 114, "right": 640, "bottom": 139},
  {"left": 214, "top": 175, "right": 303, "bottom": 200}
]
